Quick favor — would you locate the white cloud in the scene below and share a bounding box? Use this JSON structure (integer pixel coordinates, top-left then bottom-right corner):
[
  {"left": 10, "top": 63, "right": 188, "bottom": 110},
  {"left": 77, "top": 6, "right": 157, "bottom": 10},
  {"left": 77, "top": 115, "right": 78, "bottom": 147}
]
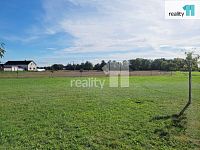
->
[{"left": 41, "top": 0, "right": 200, "bottom": 60}]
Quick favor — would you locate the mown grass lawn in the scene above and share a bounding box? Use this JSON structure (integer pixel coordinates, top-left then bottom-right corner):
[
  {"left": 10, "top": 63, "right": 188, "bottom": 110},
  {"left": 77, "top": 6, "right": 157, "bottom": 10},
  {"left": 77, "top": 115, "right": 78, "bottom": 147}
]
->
[{"left": 0, "top": 73, "right": 200, "bottom": 149}]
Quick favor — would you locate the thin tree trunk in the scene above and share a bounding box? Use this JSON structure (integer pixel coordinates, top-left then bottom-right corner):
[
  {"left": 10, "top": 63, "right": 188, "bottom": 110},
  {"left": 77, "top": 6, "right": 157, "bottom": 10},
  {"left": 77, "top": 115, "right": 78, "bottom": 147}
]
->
[{"left": 177, "top": 61, "right": 192, "bottom": 117}]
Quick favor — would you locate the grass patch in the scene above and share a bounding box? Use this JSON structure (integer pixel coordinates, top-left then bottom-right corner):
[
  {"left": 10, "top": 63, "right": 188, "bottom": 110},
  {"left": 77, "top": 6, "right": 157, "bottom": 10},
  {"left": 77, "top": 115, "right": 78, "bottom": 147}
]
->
[{"left": 0, "top": 73, "right": 200, "bottom": 149}]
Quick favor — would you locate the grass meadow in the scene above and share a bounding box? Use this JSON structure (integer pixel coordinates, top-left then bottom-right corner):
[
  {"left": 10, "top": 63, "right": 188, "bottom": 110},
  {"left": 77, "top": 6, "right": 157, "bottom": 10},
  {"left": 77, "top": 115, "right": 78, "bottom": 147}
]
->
[{"left": 0, "top": 72, "right": 200, "bottom": 149}]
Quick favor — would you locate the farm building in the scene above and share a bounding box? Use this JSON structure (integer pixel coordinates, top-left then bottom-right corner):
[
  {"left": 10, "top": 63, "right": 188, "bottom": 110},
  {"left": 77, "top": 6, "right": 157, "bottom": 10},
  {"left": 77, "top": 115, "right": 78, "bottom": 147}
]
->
[{"left": 4, "top": 60, "right": 37, "bottom": 71}]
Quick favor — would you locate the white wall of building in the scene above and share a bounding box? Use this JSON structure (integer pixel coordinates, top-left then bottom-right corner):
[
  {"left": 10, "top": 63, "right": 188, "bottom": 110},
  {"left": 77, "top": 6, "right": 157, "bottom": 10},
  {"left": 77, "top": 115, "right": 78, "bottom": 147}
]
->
[
  {"left": 11, "top": 66, "right": 18, "bottom": 71},
  {"left": 4, "top": 68, "right": 12, "bottom": 71},
  {"left": 28, "top": 62, "right": 37, "bottom": 71}
]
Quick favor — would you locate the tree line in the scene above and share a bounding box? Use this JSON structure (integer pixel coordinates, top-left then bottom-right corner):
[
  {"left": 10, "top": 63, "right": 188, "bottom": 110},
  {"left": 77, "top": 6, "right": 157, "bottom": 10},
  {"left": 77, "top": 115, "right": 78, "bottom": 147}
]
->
[{"left": 43, "top": 58, "right": 199, "bottom": 71}]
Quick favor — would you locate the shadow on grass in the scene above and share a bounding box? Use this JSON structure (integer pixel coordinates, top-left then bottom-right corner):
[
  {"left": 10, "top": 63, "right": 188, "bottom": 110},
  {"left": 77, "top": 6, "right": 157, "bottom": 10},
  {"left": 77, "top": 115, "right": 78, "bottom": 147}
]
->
[{"left": 151, "top": 114, "right": 187, "bottom": 139}]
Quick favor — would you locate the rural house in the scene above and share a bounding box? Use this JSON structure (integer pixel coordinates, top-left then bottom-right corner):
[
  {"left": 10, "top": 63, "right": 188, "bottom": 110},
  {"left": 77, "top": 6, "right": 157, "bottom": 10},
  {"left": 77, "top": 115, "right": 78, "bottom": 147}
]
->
[{"left": 4, "top": 60, "right": 37, "bottom": 71}]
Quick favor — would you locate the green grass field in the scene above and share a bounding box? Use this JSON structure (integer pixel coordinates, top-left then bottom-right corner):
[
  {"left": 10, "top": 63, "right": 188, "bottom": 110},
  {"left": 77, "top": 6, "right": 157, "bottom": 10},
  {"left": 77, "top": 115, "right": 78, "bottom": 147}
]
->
[{"left": 0, "top": 72, "right": 200, "bottom": 149}]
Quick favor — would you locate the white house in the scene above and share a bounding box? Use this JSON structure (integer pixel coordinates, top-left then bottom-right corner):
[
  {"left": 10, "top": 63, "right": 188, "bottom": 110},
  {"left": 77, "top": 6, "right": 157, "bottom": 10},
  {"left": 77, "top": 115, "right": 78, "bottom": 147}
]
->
[{"left": 4, "top": 60, "right": 37, "bottom": 71}]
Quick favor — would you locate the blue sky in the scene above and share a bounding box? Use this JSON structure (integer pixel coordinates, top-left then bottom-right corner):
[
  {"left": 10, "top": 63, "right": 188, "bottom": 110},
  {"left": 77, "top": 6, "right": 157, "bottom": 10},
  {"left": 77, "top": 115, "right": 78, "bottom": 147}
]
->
[{"left": 0, "top": 0, "right": 200, "bottom": 66}]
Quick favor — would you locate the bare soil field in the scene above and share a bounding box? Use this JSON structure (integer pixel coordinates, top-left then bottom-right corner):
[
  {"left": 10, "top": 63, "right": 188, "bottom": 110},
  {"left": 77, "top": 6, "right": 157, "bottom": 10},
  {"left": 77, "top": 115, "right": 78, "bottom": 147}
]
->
[{"left": 0, "top": 70, "right": 172, "bottom": 78}]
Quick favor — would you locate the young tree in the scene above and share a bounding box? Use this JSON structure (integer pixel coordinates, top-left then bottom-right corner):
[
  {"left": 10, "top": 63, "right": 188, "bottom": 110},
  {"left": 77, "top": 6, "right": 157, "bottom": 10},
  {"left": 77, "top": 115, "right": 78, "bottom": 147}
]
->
[
  {"left": 0, "top": 43, "right": 5, "bottom": 58},
  {"left": 177, "top": 51, "right": 200, "bottom": 117}
]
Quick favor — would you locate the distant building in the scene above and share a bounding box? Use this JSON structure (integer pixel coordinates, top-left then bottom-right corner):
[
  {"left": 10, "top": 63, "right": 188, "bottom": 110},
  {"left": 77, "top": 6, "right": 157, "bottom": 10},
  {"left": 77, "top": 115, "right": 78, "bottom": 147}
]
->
[
  {"left": 4, "top": 60, "right": 37, "bottom": 71},
  {"left": 37, "top": 68, "right": 46, "bottom": 72}
]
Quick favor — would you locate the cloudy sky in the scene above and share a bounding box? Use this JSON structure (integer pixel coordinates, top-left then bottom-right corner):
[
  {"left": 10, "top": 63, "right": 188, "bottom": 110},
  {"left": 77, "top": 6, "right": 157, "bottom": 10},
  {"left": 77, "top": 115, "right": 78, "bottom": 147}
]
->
[{"left": 0, "top": 0, "right": 200, "bottom": 66}]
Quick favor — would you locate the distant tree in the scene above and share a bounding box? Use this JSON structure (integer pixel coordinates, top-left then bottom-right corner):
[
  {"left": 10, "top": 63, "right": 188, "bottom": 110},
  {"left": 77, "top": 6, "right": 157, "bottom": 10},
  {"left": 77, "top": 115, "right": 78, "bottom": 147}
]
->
[
  {"left": 129, "top": 58, "right": 153, "bottom": 71},
  {"left": 160, "top": 61, "right": 169, "bottom": 71},
  {"left": 151, "top": 58, "right": 165, "bottom": 70},
  {"left": 51, "top": 64, "right": 64, "bottom": 70},
  {"left": 129, "top": 57, "right": 199, "bottom": 71},
  {"left": 100, "top": 60, "right": 106, "bottom": 71},
  {"left": 72, "top": 63, "right": 76, "bottom": 70},
  {"left": 75, "top": 64, "right": 81, "bottom": 70},
  {"left": 83, "top": 61, "right": 93, "bottom": 70},
  {"left": 168, "top": 60, "right": 177, "bottom": 71},
  {"left": 93, "top": 63, "right": 101, "bottom": 70},
  {"left": 142, "top": 59, "right": 152, "bottom": 70},
  {"left": 129, "top": 59, "right": 138, "bottom": 71},
  {"left": 44, "top": 66, "right": 51, "bottom": 70},
  {"left": 65, "top": 64, "right": 74, "bottom": 70},
  {"left": 135, "top": 58, "right": 144, "bottom": 70},
  {"left": 173, "top": 58, "right": 185, "bottom": 71},
  {"left": 80, "top": 63, "right": 85, "bottom": 70},
  {"left": 42, "top": 57, "right": 199, "bottom": 72}
]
